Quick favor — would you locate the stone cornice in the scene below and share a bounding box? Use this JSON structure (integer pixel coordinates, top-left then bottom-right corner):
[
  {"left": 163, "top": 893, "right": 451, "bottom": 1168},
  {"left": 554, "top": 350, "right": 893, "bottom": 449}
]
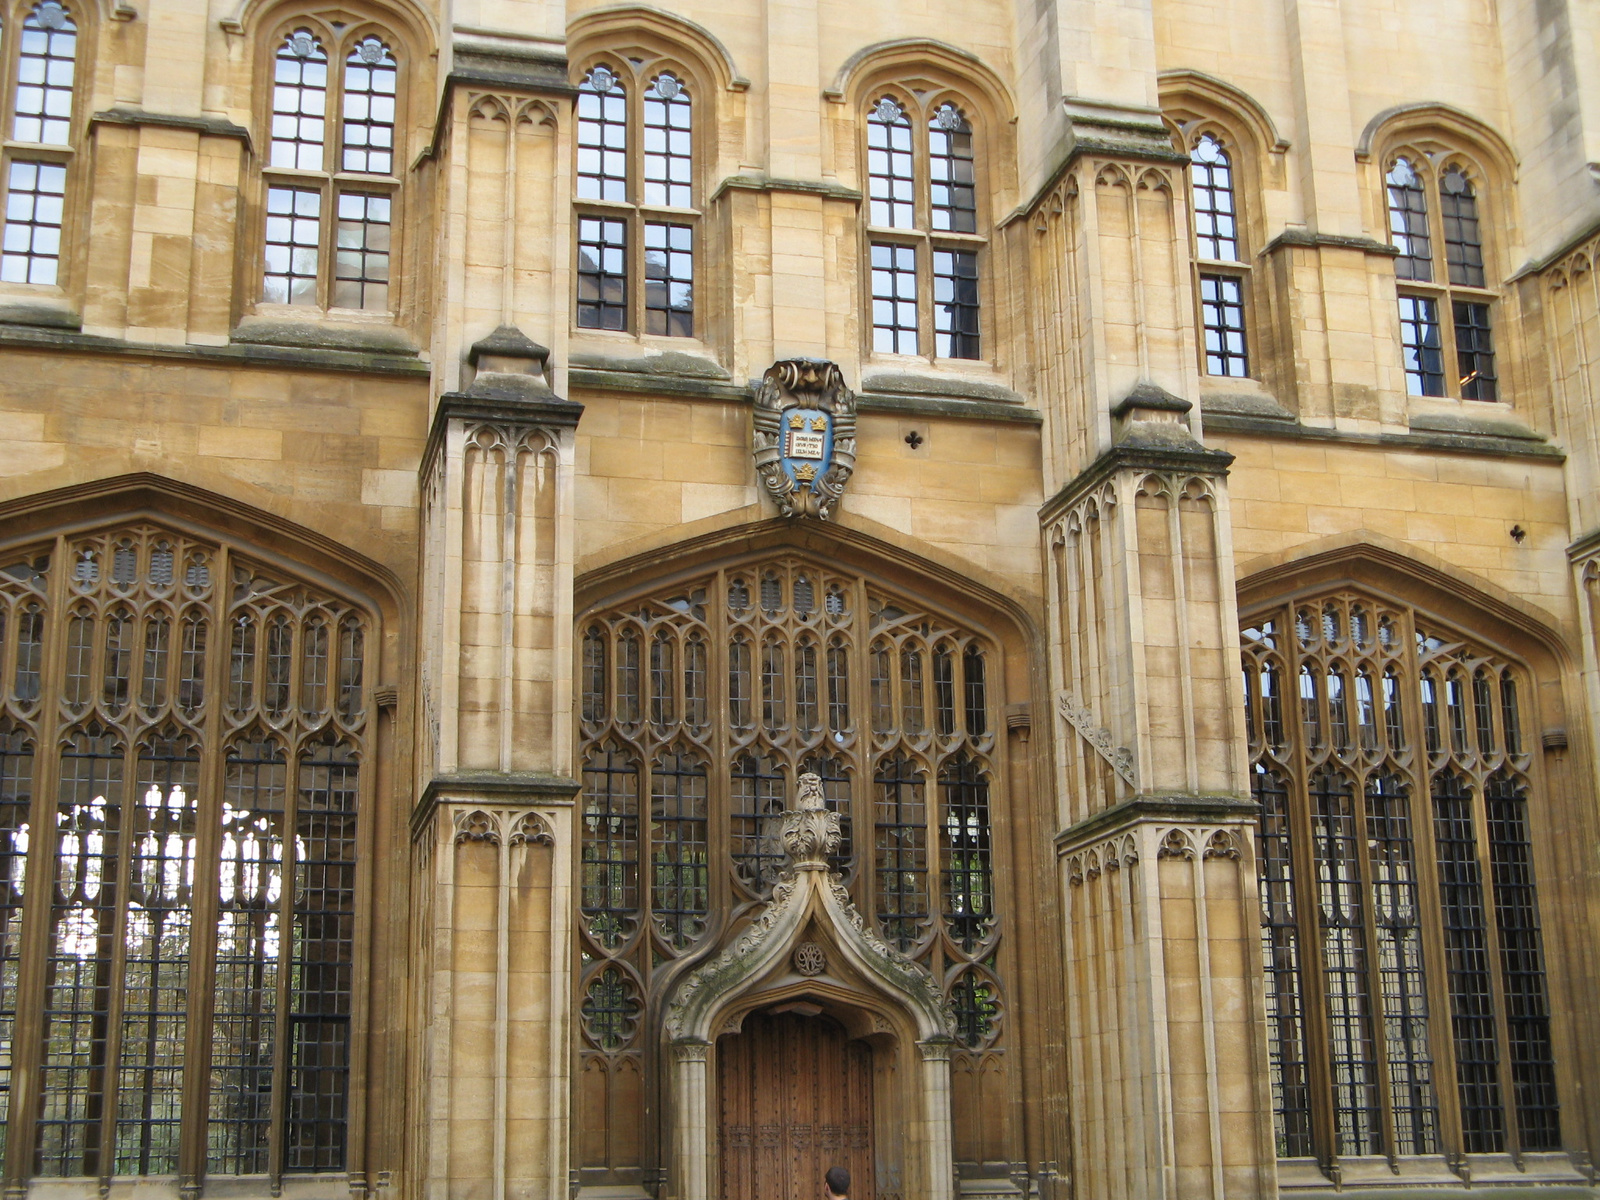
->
[
  {"left": 1038, "top": 439, "right": 1235, "bottom": 525},
  {"left": 1204, "top": 412, "right": 1565, "bottom": 462},
  {"left": 412, "top": 772, "right": 581, "bottom": 841},
  {"left": 708, "top": 175, "right": 864, "bottom": 204},
  {"left": 1054, "top": 793, "right": 1258, "bottom": 856},
  {"left": 1259, "top": 228, "right": 1399, "bottom": 258},
  {"left": 91, "top": 107, "right": 253, "bottom": 149},
  {"left": 420, "top": 390, "right": 586, "bottom": 483},
  {"left": 0, "top": 321, "right": 431, "bottom": 376}
]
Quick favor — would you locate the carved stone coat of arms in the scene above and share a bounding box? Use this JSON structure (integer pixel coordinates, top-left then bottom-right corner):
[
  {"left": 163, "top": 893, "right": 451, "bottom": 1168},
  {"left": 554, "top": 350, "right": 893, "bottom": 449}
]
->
[{"left": 752, "top": 358, "right": 857, "bottom": 520}]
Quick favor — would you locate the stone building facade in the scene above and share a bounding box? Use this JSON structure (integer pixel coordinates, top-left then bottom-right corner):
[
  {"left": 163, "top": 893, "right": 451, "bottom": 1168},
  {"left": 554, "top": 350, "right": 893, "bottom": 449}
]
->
[{"left": 0, "top": 0, "right": 1598, "bottom": 1197}]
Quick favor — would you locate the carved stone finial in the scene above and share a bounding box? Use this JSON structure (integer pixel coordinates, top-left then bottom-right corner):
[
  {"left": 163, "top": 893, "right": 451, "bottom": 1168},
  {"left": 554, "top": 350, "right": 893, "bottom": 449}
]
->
[
  {"left": 781, "top": 772, "right": 840, "bottom": 868},
  {"left": 752, "top": 359, "right": 857, "bottom": 520}
]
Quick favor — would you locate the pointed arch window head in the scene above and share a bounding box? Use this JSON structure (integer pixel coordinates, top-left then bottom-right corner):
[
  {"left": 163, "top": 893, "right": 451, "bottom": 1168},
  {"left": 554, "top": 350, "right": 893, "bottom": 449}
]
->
[{"left": 259, "top": 24, "right": 403, "bottom": 314}]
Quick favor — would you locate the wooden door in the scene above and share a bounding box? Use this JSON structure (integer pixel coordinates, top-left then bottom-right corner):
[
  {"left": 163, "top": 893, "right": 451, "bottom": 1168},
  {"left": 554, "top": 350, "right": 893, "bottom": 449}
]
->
[{"left": 717, "top": 1011, "right": 874, "bottom": 1200}]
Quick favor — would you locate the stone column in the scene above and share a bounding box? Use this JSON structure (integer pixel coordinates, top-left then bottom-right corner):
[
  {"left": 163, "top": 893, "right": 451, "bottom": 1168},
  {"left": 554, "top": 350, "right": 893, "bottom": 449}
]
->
[
  {"left": 916, "top": 1038, "right": 957, "bottom": 1200},
  {"left": 670, "top": 1040, "right": 713, "bottom": 1200},
  {"left": 1022, "top": 101, "right": 1279, "bottom": 1197},
  {"left": 412, "top": 335, "right": 583, "bottom": 1200}
]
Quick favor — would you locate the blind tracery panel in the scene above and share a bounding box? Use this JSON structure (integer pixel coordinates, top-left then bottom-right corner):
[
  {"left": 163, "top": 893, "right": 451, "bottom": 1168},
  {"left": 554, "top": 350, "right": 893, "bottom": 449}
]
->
[
  {"left": 577, "top": 560, "right": 1002, "bottom": 1081},
  {"left": 0, "top": 525, "right": 370, "bottom": 1184},
  {"left": 1243, "top": 591, "right": 1559, "bottom": 1165}
]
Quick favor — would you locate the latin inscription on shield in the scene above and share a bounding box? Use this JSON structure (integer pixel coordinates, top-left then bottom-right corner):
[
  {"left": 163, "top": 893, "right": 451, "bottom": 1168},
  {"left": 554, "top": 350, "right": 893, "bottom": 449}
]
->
[
  {"left": 782, "top": 409, "right": 832, "bottom": 486},
  {"left": 752, "top": 359, "right": 857, "bottom": 520}
]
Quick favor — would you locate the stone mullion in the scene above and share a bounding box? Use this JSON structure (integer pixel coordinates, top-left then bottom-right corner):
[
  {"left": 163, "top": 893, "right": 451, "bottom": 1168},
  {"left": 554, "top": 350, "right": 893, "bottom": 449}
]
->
[
  {"left": 1344, "top": 728, "right": 1401, "bottom": 1167},
  {"left": 177, "top": 543, "right": 232, "bottom": 1199},
  {"left": 6, "top": 532, "right": 71, "bottom": 1195},
  {"left": 340, "top": 629, "right": 385, "bottom": 1200},
  {"left": 1278, "top": 612, "right": 1339, "bottom": 1172},
  {"left": 265, "top": 718, "right": 303, "bottom": 1194},
  {"left": 93, "top": 728, "right": 141, "bottom": 1188}
]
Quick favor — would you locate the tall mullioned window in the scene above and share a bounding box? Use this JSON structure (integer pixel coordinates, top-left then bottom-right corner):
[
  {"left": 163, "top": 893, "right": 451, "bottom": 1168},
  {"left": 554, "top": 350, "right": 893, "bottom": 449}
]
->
[
  {"left": 1186, "top": 132, "right": 1251, "bottom": 378},
  {"left": 575, "top": 559, "right": 1004, "bottom": 1174},
  {"left": 1385, "top": 157, "right": 1497, "bottom": 400},
  {"left": 260, "top": 24, "right": 401, "bottom": 312},
  {"left": 0, "top": 0, "right": 79, "bottom": 286},
  {"left": 574, "top": 60, "right": 697, "bottom": 336},
  {"left": 866, "top": 95, "right": 983, "bottom": 359},
  {"left": 1242, "top": 591, "right": 1559, "bottom": 1164},
  {"left": 0, "top": 523, "right": 371, "bottom": 1185}
]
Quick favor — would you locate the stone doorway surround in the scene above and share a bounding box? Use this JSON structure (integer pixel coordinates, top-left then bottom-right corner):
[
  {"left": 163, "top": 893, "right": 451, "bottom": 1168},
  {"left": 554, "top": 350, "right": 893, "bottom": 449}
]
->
[{"left": 663, "top": 776, "right": 958, "bottom": 1200}]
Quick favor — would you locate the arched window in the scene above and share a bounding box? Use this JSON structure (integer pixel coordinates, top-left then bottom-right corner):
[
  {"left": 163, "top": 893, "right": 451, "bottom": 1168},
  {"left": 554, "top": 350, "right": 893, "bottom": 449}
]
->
[
  {"left": 1384, "top": 156, "right": 1496, "bottom": 400},
  {"left": 0, "top": 0, "right": 79, "bottom": 287},
  {"left": 260, "top": 24, "right": 402, "bottom": 313},
  {"left": 575, "top": 560, "right": 1003, "bottom": 1173},
  {"left": 573, "top": 60, "right": 696, "bottom": 337},
  {"left": 0, "top": 523, "right": 372, "bottom": 1182},
  {"left": 864, "top": 95, "right": 983, "bottom": 360},
  {"left": 1242, "top": 592, "right": 1559, "bottom": 1164},
  {"left": 1186, "top": 132, "right": 1249, "bottom": 378}
]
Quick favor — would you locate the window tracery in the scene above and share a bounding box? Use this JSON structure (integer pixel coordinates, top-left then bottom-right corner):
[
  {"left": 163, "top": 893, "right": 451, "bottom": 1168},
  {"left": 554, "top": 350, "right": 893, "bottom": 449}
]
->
[
  {"left": 574, "top": 58, "right": 697, "bottom": 337},
  {"left": 1243, "top": 590, "right": 1558, "bottom": 1164},
  {"left": 0, "top": 523, "right": 371, "bottom": 1182},
  {"left": 577, "top": 558, "right": 1002, "bottom": 1074},
  {"left": 864, "top": 92, "right": 984, "bottom": 360},
  {"left": 1383, "top": 155, "right": 1497, "bottom": 400},
  {"left": 259, "top": 21, "right": 402, "bottom": 313}
]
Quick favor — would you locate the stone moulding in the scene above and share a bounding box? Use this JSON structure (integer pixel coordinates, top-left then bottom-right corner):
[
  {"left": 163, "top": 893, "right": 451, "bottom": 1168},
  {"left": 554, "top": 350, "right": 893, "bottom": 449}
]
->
[
  {"left": 1055, "top": 689, "right": 1137, "bottom": 789},
  {"left": 665, "top": 774, "right": 954, "bottom": 1042}
]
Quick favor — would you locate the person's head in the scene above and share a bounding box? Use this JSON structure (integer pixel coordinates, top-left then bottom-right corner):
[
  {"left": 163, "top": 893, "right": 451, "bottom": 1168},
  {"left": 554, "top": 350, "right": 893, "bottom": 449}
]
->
[{"left": 824, "top": 1166, "right": 850, "bottom": 1199}]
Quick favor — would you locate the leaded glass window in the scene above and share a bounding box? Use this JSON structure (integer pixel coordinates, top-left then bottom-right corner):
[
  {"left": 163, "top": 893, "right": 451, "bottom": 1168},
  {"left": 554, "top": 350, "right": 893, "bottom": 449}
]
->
[
  {"left": 576, "top": 558, "right": 1003, "bottom": 1082},
  {"left": 1185, "top": 131, "right": 1252, "bottom": 378},
  {"left": 863, "top": 93, "right": 985, "bottom": 360},
  {"left": 260, "top": 23, "right": 403, "bottom": 312},
  {"left": 0, "top": 523, "right": 371, "bottom": 1184},
  {"left": 1242, "top": 592, "right": 1559, "bottom": 1165},
  {"left": 573, "top": 60, "right": 697, "bottom": 336},
  {"left": 0, "top": 0, "right": 79, "bottom": 286},
  {"left": 1384, "top": 155, "right": 1498, "bottom": 400}
]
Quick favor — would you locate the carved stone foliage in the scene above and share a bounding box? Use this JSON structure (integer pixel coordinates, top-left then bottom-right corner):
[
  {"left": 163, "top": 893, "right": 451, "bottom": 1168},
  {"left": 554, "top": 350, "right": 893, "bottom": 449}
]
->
[
  {"left": 663, "top": 783, "right": 957, "bottom": 1043},
  {"left": 752, "top": 358, "right": 858, "bottom": 520}
]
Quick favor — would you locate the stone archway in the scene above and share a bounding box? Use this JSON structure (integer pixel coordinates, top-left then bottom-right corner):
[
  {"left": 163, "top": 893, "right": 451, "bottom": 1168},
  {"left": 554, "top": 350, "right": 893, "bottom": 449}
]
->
[{"left": 663, "top": 778, "right": 956, "bottom": 1200}]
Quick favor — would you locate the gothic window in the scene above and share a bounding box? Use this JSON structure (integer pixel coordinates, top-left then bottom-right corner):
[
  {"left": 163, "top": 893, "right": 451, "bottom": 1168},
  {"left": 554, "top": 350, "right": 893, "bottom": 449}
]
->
[
  {"left": 0, "top": 523, "right": 371, "bottom": 1184},
  {"left": 574, "top": 60, "right": 697, "bottom": 336},
  {"left": 1242, "top": 592, "right": 1559, "bottom": 1164},
  {"left": 576, "top": 559, "right": 1002, "bottom": 1081},
  {"left": 260, "top": 23, "right": 401, "bottom": 312},
  {"left": 0, "top": 0, "right": 79, "bottom": 286},
  {"left": 1384, "top": 157, "right": 1497, "bottom": 400},
  {"left": 865, "top": 95, "right": 983, "bottom": 360},
  {"left": 1186, "top": 132, "right": 1250, "bottom": 378}
]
